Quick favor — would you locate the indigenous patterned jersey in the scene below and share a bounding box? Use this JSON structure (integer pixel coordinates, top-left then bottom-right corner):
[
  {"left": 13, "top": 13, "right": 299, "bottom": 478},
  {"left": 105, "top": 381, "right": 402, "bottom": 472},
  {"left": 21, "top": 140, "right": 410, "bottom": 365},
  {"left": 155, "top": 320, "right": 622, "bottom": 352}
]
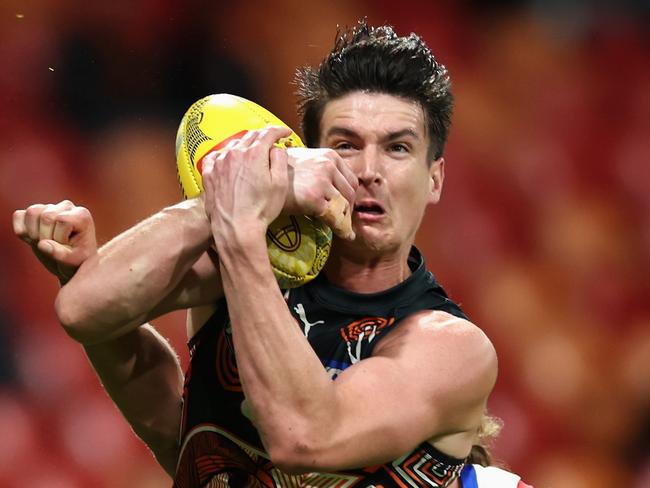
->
[
  {"left": 460, "top": 464, "right": 534, "bottom": 488},
  {"left": 173, "top": 247, "right": 468, "bottom": 488}
]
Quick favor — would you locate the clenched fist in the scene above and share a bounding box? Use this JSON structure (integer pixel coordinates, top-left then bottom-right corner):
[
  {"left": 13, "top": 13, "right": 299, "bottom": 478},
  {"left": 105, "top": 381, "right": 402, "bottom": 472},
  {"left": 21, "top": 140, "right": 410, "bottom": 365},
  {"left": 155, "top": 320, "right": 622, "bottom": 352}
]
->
[{"left": 13, "top": 200, "right": 97, "bottom": 284}]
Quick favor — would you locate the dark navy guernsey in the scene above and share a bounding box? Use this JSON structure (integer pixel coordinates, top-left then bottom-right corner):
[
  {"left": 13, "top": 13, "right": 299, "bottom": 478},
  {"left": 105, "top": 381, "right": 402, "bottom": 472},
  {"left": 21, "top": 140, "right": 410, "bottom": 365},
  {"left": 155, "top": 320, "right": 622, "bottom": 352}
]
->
[{"left": 174, "top": 247, "right": 469, "bottom": 488}]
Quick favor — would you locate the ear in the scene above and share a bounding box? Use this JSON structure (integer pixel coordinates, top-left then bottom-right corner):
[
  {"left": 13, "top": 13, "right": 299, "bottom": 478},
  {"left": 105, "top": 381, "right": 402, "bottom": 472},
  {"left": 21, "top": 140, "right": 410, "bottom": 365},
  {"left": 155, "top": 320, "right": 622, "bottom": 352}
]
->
[{"left": 427, "top": 157, "right": 445, "bottom": 205}]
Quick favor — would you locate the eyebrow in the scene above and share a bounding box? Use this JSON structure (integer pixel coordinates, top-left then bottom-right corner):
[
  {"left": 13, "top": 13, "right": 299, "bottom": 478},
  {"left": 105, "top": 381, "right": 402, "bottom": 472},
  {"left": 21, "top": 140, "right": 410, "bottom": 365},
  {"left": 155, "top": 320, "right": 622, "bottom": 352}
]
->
[{"left": 324, "top": 126, "right": 421, "bottom": 142}]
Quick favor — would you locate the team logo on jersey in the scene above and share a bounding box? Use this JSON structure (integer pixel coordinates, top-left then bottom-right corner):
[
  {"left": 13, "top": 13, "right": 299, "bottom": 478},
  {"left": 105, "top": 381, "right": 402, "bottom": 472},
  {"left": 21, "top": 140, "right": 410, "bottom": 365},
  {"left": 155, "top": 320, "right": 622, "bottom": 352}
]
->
[
  {"left": 341, "top": 317, "right": 395, "bottom": 343},
  {"left": 341, "top": 317, "right": 395, "bottom": 364},
  {"left": 294, "top": 302, "right": 325, "bottom": 338}
]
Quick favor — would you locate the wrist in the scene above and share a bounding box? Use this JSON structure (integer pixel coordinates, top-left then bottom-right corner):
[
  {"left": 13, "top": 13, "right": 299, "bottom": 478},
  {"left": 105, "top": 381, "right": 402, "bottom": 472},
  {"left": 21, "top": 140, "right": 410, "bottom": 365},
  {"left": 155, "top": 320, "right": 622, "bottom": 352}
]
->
[
  {"left": 214, "top": 219, "right": 267, "bottom": 254},
  {"left": 165, "top": 198, "right": 213, "bottom": 246},
  {"left": 215, "top": 221, "right": 271, "bottom": 279}
]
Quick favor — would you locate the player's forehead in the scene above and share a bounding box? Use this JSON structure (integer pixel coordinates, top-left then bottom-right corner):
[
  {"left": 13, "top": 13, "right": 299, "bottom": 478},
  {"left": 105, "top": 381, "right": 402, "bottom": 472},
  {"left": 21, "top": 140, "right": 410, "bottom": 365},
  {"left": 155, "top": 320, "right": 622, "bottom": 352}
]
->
[{"left": 319, "top": 91, "right": 427, "bottom": 142}]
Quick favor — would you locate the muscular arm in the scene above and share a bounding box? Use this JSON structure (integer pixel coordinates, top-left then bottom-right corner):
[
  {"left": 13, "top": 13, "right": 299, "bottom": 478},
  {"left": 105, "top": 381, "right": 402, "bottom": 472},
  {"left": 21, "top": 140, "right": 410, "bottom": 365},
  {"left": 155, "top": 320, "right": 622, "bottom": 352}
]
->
[
  {"left": 83, "top": 324, "right": 184, "bottom": 476},
  {"left": 219, "top": 235, "right": 497, "bottom": 472},
  {"left": 56, "top": 198, "right": 222, "bottom": 344},
  {"left": 56, "top": 146, "right": 356, "bottom": 346},
  {"left": 13, "top": 201, "right": 185, "bottom": 477},
  {"left": 202, "top": 127, "right": 496, "bottom": 472}
]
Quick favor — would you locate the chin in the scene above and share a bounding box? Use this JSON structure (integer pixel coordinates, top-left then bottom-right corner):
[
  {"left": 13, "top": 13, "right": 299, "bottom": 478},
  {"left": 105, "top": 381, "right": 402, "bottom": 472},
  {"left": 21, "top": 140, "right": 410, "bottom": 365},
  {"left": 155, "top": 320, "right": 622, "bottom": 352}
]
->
[{"left": 340, "top": 226, "right": 399, "bottom": 254}]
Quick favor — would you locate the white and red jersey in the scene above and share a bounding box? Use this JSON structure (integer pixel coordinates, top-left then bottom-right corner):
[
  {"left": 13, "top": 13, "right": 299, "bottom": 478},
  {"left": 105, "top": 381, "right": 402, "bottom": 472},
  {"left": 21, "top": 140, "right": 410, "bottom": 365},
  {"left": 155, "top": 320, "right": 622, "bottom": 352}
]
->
[{"left": 460, "top": 464, "right": 534, "bottom": 488}]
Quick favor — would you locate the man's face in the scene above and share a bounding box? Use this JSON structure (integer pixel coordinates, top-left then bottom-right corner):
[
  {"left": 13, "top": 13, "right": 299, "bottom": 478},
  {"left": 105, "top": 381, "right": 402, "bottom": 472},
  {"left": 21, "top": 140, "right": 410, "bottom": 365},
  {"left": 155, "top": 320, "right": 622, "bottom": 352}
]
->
[{"left": 319, "top": 91, "right": 444, "bottom": 255}]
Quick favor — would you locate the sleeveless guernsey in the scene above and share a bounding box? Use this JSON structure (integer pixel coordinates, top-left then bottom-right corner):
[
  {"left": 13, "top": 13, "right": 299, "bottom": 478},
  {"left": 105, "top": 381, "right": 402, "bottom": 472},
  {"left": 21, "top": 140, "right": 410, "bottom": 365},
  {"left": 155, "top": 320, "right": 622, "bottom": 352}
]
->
[{"left": 174, "top": 247, "right": 469, "bottom": 488}]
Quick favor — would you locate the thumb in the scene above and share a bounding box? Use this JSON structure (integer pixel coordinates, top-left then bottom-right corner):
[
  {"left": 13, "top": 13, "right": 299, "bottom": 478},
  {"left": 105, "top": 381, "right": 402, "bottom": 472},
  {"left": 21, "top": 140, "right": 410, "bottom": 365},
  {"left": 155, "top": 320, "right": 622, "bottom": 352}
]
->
[
  {"left": 37, "top": 239, "right": 73, "bottom": 261},
  {"left": 319, "top": 195, "right": 355, "bottom": 240}
]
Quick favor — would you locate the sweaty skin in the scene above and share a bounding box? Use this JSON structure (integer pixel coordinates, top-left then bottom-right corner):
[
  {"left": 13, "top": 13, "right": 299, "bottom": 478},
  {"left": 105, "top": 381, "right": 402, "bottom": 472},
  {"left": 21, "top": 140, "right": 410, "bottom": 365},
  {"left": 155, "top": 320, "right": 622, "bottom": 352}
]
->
[
  {"left": 14, "top": 92, "right": 497, "bottom": 479},
  {"left": 201, "top": 92, "right": 497, "bottom": 472}
]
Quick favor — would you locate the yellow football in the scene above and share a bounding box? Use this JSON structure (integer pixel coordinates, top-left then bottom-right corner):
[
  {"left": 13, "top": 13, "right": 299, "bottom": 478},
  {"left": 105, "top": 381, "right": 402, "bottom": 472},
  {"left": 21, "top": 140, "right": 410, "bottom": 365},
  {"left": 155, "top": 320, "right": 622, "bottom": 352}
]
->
[{"left": 175, "top": 94, "right": 332, "bottom": 288}]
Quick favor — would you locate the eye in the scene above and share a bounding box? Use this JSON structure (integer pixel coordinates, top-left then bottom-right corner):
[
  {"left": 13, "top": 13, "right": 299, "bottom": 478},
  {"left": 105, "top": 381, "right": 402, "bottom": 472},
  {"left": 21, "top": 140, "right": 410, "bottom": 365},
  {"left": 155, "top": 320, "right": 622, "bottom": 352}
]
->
[
  {"left": 389, "top": 143, "right": 409, "bottom": 153},
  {"left": 333, "top": 141, "right": 355, "bottom": 151}
]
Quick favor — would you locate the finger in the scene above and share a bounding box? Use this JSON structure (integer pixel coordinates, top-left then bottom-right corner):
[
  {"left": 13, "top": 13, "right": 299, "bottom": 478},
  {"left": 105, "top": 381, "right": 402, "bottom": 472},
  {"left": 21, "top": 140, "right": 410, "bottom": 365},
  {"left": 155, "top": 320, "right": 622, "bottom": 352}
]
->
[
  {"left": 60, "top": 206, "right": 96, "bottom": 246},
  {"left": 38, "top": 205, "right": 58, "bottom": 241},
  {"left": 37, "top": 239, "right": 72, "bottom": 261},
  {"left": 52, "top": 217, "right": 74, "bottom": 245},
  {"left": 335, "top": 157, "right": 359, "bottom": 194},
  {"left": 39, "top": 238, "right": 89, "bottom": 269},
  {"left": 258, "top": 126, "right": 293, "bottom": 153},
  {"left": 233, "top": 128, "right": 260, "bottom": 148},
  {"left": 319, "top": 194, "right": 355, "bottom": 240},
  {"left": 331, "top": 169, "right": 357, "bottom": 209},
  {"left": 202, "top": 151, "right": 218, "bottom": 173},
  {"left": 24, "top": 204, "right": 47, "bottom": 242},
  {"left": 269, "top": 146, "right": 288, "bottom": 191},
  {"left": 38, "top": 200, "right": 75, "bottom": 242},
  {"left": 213, "top": 137, "right": 243, "bottom": 165},
  {"left": 12, "top": 210, "right": 28, "bottom": 239}
]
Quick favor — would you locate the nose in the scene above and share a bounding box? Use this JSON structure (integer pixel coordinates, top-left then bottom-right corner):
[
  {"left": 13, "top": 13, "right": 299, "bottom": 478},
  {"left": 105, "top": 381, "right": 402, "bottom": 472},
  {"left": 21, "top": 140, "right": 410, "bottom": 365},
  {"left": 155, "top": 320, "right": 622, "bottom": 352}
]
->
[{"left": 354, "top": 145, "right": 381, "bottom": 186}]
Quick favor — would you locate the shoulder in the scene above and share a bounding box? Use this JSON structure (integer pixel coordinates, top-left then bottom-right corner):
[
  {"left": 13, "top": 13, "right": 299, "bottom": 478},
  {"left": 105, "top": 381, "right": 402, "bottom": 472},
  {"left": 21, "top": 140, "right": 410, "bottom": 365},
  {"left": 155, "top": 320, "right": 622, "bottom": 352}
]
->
[
  {"left": 376, "top": 310, "right": 496, "bottom": 369},
  {"left": 375, "top": 310, "right": 498, "bottom": 408}
]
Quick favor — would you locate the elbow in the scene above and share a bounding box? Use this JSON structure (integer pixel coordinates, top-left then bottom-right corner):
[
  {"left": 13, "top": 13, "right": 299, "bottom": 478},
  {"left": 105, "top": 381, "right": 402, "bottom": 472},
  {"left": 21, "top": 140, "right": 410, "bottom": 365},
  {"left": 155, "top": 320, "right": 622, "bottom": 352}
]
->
[
  {"left": 55, "top": 288, "right": 97, "bottom": 345},
  {"left": 55, "top": 288, "right": 82, "bottom": 340},
  {"left": 268, "top": 444, "right": 312, "bottom": 475},
  {"left": 265, "top": 426, "right": 327, "bottom": 475}
]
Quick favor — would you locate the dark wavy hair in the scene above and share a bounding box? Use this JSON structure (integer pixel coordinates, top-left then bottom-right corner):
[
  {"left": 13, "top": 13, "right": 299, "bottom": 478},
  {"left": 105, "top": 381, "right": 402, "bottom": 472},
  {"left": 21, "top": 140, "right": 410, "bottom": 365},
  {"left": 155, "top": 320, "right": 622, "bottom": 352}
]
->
[{"left": 295, "top": 19, "right": 454, "bottom": 161}]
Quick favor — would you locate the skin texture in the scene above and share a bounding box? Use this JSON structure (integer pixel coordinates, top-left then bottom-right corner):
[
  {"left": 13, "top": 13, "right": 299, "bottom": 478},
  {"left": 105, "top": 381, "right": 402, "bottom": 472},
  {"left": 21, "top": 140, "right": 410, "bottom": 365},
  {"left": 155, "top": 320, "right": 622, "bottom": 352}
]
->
[
  {"left": 202, "top": 92, "right": 497, "bottom": 472},
  {"left": 12, "top": 202, "right": 183, "bottom": 475},
  {"left": 319, "top": 92, "right": 445, "bottom": 292},
  {"left": 12, "top": 132, "right": 359, "bottom": 475},
  {"left": 13, "top": 91, "right": 497, "bottom": 479}
]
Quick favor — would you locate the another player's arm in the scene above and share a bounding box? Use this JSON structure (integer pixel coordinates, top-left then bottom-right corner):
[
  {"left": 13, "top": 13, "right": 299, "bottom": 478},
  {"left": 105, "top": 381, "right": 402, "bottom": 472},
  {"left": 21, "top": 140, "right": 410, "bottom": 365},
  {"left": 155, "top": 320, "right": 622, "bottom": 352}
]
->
[{"left": 13, "top": 202, "right": 183, "bottom": 477}]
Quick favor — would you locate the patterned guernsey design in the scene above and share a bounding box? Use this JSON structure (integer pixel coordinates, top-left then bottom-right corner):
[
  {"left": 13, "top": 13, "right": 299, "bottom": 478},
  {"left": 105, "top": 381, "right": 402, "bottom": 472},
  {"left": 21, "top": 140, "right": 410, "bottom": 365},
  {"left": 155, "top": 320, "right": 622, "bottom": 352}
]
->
[{"left": 174, "top": 247, "right": 468, "bottom": 488}]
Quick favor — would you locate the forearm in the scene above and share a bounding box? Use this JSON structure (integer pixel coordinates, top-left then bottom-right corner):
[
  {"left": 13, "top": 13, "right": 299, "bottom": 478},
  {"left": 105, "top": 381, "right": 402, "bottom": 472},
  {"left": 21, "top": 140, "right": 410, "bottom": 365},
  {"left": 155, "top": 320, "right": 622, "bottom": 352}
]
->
[
  {"left": 217, "top": 231, "right": 335, "bottom": 463},
  {"left": 83, "top": 324, "right": 183, "bottom": 477},
  {"left": 56, "top": 198, "right": 212, "bottom": 344}
]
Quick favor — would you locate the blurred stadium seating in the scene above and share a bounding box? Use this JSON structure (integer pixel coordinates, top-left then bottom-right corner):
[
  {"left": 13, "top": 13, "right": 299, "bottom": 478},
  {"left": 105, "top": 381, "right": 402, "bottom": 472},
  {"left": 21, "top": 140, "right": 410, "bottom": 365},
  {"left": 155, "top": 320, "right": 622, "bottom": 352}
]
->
[{"left": 1, "top": 1, "right": 648, "bottom": 486}]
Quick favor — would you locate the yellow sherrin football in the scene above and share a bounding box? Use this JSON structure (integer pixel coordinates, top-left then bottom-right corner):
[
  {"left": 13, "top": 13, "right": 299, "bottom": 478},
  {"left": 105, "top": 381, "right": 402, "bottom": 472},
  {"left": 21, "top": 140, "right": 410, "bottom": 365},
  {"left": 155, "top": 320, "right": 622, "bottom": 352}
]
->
[{"left": 175, "top": 94, "right": 332, "bottom": 288}]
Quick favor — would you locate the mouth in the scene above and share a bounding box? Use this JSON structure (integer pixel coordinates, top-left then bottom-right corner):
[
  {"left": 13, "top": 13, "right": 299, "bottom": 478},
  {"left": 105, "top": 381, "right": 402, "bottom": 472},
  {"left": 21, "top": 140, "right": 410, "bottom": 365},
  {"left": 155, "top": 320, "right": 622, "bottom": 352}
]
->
[{"left": 353, "top": 200, "right": 386, "bottom": 219}]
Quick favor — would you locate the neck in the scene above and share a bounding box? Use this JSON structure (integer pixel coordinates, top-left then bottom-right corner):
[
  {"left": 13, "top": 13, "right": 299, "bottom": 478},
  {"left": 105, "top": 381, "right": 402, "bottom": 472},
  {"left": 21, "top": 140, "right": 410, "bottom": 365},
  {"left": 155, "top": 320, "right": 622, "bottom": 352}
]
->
[{"left": 323, "top": 240, "right": 414, "bottom": 293}]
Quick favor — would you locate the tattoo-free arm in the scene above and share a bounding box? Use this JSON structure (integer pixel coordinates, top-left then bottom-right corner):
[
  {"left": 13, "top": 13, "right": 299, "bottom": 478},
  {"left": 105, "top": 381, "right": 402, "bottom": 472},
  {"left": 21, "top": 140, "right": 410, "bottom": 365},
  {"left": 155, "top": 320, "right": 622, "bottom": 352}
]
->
[
  {"left": 55, "top": 198, "right": 222, "bottom": 345},
  {"left": 83, "top": 324, "right": 184, "bottom": 477}
]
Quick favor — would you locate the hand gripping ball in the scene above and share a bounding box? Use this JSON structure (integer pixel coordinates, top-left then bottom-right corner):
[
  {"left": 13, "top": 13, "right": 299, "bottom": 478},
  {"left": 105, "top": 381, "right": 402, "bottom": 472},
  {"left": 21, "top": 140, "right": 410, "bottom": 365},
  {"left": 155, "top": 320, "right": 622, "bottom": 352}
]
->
[{"left": 175, "top": 94, "right": 332, "bottom": 288}]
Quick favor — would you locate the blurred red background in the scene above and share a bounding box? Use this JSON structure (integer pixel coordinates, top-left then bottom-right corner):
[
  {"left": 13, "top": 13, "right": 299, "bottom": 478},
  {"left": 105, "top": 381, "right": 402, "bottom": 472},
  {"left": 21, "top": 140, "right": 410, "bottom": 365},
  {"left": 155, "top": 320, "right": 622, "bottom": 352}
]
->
[{"left": 1, "top": 1, "right": 649, "bottom": 487}]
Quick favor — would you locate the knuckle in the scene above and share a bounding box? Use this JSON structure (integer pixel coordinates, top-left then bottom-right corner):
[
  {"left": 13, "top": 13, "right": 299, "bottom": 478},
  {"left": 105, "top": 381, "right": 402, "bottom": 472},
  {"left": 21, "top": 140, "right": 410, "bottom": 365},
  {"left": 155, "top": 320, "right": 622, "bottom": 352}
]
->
[
  {"left": 40, "top": 212, "right": 55, "bottom": 225},
  {"left": 203, "top": 158, "right": 217, "bottom": 172},
  {"left": 25, "top": 205, "right": 45, "bottom": 218}
]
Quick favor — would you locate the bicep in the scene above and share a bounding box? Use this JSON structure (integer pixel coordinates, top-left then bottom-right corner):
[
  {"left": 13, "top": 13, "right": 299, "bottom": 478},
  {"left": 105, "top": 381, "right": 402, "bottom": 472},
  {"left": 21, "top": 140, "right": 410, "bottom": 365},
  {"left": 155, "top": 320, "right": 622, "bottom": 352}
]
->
[{"left": 317, "top": 317, "right": 497, "bottom": 469}]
